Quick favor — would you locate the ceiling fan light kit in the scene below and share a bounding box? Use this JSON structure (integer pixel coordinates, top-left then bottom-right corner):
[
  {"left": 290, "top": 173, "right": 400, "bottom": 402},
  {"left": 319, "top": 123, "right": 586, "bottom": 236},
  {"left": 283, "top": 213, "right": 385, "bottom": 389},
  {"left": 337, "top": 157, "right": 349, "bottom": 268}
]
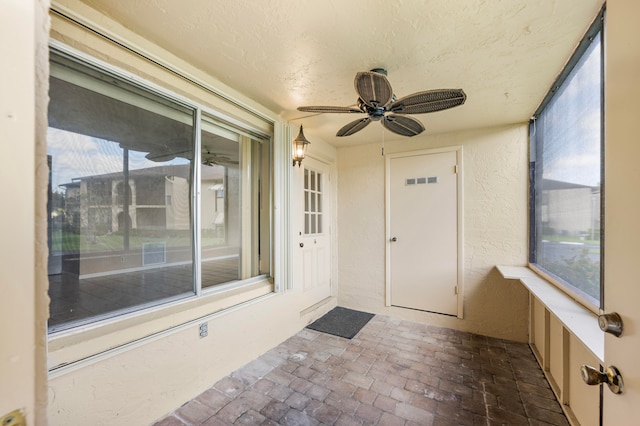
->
[{"left": 298, "top": 69, "right": 466, "bottom": 137}]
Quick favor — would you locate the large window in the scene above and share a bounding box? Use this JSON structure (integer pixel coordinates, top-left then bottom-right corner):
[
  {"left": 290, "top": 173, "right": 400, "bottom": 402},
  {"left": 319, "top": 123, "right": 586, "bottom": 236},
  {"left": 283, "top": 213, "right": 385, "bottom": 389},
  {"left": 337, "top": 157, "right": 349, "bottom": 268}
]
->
[
  {"left": 530, "top": 11, "right": 604, "bottom": 307},
  {"left": 47, "top": 49, "right": 271, "bottom": 333}
]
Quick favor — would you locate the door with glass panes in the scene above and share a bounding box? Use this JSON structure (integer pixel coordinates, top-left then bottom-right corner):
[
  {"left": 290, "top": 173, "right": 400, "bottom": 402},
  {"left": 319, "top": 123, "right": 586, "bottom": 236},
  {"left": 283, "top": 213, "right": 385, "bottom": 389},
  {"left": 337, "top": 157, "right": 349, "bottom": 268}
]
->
[{"left": 300, "top": 158, "right": 331, "bottom": 308}]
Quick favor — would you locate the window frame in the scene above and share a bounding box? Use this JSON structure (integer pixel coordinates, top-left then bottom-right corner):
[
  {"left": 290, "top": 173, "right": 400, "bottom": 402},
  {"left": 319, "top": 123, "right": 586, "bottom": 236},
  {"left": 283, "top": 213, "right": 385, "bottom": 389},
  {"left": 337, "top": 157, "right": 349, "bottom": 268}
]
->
[
  {"left": 47, "top": 42, "right": 275, "bottom": 335},
  {"left": 529, "top": 6, "right": 606, "bottom": 312}
]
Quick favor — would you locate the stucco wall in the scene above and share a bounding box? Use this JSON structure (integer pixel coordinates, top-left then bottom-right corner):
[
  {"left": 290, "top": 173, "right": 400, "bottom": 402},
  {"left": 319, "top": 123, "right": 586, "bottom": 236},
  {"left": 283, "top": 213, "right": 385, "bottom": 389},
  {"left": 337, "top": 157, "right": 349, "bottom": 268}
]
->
[
  {"left": 0, "top": 1, "right": 50, "bottom": 425},
  {"left": 337, "top": 124, "right": 530, "bottom": 342},
  {"left": 48, "top": 292, "right": 336, "bottom": 425}
]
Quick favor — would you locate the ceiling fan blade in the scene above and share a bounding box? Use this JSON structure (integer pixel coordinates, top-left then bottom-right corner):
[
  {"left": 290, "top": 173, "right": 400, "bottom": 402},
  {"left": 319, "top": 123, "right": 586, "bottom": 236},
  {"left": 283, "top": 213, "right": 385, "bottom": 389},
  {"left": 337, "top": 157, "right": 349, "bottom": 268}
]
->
[
  {"left": 336, "top": 117, "right": 371, "bottom": 137},
  {"left": 297, "top": 105, "right": 362, "bottom": 114},
  {"left": 355, "top": 71, "right": 394, "bottom": 108},
  {"left": 382, "top": 115, "right": 425, "bottom": 137},
  {"left": 146, "top": 149, "right": 192, "bottom": 162},
  {"left": 389, "top": 89, "right": 466, "bottom": 114}
]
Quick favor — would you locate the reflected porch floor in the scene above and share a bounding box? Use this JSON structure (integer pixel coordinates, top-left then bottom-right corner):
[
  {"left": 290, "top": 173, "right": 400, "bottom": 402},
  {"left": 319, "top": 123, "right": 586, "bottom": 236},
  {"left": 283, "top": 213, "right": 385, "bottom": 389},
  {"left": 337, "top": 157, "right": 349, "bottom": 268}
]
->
[{"left": 48, "top": 256, "right": 239, "bottom": 329}]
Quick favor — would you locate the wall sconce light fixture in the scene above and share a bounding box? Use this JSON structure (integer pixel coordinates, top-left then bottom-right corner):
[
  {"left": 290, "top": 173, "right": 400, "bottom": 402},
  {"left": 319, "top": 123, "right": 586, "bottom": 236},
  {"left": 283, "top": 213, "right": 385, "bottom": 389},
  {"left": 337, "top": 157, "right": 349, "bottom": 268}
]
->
[{"left": 292, "top": 125, "right": 311, "bottom": 167}]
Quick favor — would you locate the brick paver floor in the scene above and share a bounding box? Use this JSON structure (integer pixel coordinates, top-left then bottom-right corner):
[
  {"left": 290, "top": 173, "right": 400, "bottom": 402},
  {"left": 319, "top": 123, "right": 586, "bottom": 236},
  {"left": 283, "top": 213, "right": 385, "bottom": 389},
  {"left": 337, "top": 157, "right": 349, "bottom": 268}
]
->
[{"left": 154, "top": 314, "right": 569, "bottom": 425}]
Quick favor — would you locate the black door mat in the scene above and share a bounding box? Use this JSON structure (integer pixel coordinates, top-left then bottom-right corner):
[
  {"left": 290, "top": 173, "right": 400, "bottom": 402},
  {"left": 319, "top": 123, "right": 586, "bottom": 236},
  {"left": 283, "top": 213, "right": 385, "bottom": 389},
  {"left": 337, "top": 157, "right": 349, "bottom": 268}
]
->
[{"left": 306, "top": 307, "right": 375, "bottom": 339}]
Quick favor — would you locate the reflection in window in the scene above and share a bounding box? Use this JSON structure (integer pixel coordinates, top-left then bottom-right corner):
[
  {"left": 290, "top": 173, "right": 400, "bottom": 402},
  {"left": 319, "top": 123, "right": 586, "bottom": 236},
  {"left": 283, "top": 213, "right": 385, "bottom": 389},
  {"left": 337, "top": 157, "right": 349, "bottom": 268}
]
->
[
  {"left": 47, "top": 51, "right": 195, "bottom": 332},
  {"left": 47, "top": 50, "right": 273, "bottom": 333},
  {"left": 200, "top": 118, "right": 240, "bottom": 287},
  {"left": 200, "top": 115, "right": 270, "bottom": 288},
  {"left": 530, "top": 22, "right": 603, "bottom": 306}
]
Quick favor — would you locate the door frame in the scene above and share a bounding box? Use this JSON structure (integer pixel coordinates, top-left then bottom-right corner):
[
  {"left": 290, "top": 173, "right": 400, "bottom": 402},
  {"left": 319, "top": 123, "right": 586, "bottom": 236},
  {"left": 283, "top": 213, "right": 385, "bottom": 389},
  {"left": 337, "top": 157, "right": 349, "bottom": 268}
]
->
[{"left": 384, "top": 146, "right": 464, "bottom": 318}]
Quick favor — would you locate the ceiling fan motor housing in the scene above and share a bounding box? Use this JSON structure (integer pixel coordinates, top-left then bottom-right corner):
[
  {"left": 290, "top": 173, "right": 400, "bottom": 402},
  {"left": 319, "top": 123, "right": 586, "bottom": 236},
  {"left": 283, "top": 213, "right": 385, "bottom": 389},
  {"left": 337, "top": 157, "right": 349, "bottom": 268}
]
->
[{"left": 358, "top": 98, "right": 386, "bottom": 121}]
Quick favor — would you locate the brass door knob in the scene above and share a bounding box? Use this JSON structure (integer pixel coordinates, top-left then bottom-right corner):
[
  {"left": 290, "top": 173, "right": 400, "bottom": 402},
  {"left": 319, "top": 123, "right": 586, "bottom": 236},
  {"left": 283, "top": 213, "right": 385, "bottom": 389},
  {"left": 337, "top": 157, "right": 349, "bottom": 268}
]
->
[{"left": 581, "top": 364, "right": 624, "bottom": 394}]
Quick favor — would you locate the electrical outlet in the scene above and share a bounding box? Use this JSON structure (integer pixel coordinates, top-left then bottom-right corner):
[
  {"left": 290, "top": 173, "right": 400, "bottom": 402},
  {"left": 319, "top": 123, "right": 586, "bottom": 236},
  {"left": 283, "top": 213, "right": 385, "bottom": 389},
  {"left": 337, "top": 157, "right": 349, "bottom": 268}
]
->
[
  {"left": 199, "top": 322, "right": 208, "bottom": 338},
  {"left": 1, "top": 409, "right": 26, "bottom": 426}
]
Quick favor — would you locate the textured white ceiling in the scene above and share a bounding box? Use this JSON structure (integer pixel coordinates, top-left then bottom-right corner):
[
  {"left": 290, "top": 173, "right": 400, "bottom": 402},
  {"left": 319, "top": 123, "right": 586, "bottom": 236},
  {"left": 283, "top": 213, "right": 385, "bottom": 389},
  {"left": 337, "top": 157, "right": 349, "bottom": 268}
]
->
[{"left": 79, "top": 0, "right": 603, "bottom": 146}]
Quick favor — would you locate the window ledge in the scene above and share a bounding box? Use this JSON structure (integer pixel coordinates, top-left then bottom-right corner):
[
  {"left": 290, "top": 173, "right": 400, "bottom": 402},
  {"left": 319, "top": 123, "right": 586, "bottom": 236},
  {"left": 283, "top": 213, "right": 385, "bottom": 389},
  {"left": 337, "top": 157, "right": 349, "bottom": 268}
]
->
[{"left": 497, "top": 265, "right": 604, "bottom": 363}]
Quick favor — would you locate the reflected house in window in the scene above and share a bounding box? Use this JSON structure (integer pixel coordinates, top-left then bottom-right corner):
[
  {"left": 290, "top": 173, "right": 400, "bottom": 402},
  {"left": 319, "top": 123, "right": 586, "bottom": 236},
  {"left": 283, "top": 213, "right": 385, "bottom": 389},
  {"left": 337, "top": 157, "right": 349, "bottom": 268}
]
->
[
  {"left": 540, "top": 179, "right": 601, "bottom": 239},
  {"left": 56, "top": 163, "right": 226, "bottom": 276},
  {"left": 62, "top": 163, "right": 226, "bottom": 233},
  {"left": 60, "top": 164, "right": 224, "bottom": 234}
]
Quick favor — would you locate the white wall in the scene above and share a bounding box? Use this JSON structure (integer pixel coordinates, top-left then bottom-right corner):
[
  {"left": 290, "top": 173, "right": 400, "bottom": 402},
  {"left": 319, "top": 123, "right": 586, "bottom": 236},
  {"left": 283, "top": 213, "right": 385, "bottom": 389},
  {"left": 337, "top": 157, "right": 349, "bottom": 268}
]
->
[
  {"left": 337, "top": 124, "right": 530, "bottom": 341},
  {"left": 0, "top": 1, "right": 49, "bottom": 424}
]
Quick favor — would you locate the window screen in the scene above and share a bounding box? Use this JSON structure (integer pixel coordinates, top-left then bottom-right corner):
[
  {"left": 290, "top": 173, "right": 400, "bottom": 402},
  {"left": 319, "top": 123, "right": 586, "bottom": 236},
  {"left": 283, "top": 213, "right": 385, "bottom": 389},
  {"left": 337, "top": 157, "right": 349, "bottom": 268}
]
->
[
  {"left": 530, "top": 15, "right": 604, "bottom": 307},
  {"left": 47, "top": 49, "right": 272, "bottom": 333}
]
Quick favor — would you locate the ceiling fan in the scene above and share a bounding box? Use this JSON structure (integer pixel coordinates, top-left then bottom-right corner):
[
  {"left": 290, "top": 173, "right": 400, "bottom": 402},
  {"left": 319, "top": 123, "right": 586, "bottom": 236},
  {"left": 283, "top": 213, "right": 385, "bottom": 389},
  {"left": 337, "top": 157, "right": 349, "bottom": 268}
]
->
[{"left": 297, "top": 69, "right": 466, "bottom": 137}]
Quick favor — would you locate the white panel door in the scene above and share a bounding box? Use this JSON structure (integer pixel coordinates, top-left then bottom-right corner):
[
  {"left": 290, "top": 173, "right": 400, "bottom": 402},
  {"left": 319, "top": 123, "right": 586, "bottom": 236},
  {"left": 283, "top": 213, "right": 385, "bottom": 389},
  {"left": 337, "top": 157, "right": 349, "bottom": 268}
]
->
[
  {"left": 300, "top": 160, "right": 331, "bottom": 308},
  {"left": 602, "top": 1, "right": 640, "bottom": 423},
  {"left": 388, "top": 150, "right": 459, "bottom": 316}
]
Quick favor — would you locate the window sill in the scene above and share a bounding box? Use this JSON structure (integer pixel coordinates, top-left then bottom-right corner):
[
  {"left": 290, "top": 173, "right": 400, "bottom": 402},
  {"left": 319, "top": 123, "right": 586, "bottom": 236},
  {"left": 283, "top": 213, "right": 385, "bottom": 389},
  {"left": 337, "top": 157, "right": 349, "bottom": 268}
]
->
[
  {"left": 48, "top": 277, "right": 274, "bottom": 377},
  {"left": 496, "top": 265, "right": 603, "bottom": 363}
]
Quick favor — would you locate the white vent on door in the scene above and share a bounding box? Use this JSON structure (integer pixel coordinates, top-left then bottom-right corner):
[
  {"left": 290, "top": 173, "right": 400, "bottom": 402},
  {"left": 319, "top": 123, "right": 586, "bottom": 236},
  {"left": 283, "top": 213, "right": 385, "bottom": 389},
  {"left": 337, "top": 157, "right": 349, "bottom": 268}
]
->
[{"left": 405, "top": 176, "right": 439, "bottom": 186}]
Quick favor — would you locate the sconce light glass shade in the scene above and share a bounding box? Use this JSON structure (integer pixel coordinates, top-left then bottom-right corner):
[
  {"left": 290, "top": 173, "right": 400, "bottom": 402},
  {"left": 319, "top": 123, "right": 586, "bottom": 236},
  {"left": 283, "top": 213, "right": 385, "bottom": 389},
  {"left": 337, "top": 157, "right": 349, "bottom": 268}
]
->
[{"left": 292, "top": 125, "right": 311, "bottom": 167}]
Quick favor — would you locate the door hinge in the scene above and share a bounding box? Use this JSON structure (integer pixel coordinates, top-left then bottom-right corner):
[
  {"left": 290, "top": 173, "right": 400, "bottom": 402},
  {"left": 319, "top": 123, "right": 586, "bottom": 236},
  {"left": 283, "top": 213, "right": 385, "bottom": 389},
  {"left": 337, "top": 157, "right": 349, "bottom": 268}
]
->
[
  {"left": 454, "top": 285, "right": 459, "bottom": 295},
  {"left": 454, "top": 165, "right": 458, "bottom": 174}
]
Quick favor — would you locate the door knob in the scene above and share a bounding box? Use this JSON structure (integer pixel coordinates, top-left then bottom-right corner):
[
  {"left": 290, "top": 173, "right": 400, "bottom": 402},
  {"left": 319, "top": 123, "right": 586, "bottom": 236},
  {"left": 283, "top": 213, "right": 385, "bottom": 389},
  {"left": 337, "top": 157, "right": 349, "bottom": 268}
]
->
[
  {"left": 580, "top": 364, "right": 624, "bottom": 394},
  {"left": 299, "top": 242, "right": 304, "bottom": 248},
  {"left": 390, "top": 237, "right": 397, "bottom": 242},
  {"left": 598, "top": 312, "right": 623, "bottom": 337}
]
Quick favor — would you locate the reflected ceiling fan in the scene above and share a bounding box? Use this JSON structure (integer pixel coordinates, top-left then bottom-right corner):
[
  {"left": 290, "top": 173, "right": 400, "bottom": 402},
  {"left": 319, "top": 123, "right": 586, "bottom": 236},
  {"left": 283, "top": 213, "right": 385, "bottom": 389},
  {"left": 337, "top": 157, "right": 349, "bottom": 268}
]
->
[
  {"left": 297, "top": 69, "right": 466, "bottom": 137},
  {"left": 146, "top": 149, "right": 238, "bottom": 167},
  {"left": 201, "top": 150, "right": 238, "bottom": 167}
]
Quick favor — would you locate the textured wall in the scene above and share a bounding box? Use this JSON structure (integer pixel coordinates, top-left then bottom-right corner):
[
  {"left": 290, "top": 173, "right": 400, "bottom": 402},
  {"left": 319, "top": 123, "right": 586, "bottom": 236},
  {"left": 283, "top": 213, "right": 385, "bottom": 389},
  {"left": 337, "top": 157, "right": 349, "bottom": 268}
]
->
[
  {"left": 0, "top": 1, "right": 49, "bottom": 424},
  {"left": 337, "top": 124, "right": 530, "bottom": 342}
]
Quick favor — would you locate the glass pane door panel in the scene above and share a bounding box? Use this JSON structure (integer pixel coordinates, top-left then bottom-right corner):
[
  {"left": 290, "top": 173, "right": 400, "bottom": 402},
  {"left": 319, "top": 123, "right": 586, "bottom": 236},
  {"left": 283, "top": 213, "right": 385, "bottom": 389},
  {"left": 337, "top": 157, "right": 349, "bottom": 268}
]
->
[{"left": 303, "top": 169, "right": 323, "bottom": 236}]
